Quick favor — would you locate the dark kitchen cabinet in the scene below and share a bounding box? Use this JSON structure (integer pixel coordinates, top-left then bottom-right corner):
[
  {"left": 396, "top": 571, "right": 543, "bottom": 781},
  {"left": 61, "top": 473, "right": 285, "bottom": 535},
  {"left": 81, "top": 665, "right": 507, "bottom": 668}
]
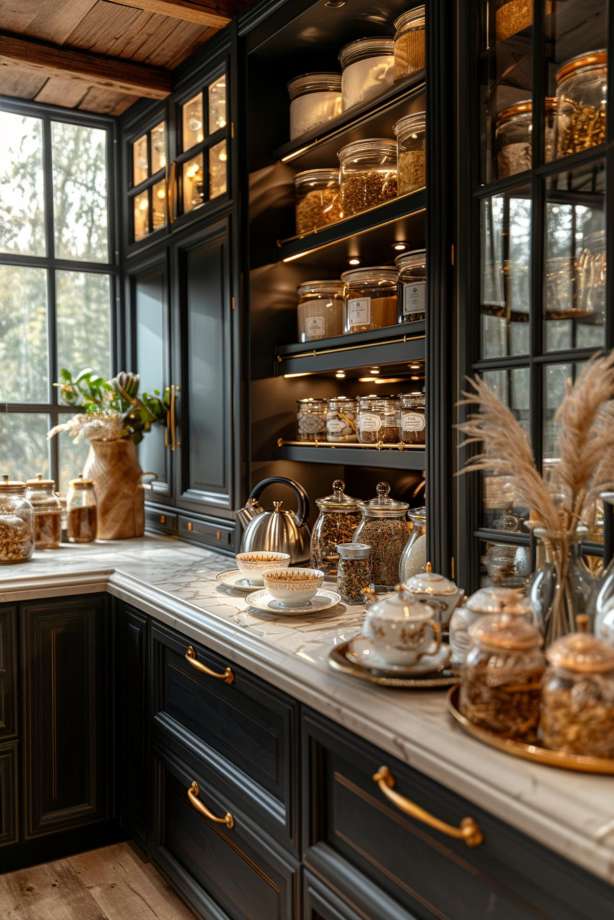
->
[
  {"left": 0, "top": 741, "right": 18, "bottom": 849},
  {"left": 0, "top": 606, "right": 17, "bottom": 740}
]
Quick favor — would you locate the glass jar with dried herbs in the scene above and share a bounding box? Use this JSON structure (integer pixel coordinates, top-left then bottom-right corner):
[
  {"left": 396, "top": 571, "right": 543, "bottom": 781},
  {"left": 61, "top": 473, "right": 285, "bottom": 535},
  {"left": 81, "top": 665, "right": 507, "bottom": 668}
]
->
[
  {"left": 67, "top": 477, "right": 97, "bottom": 544},
  {"left": 310, "top": 480, "right": 362, "bottom": 578},
  {"left": 26, "top": 475, "right": 61, "bottom": 550},
  {"left": 394, "top": 111, "right": 426, "bottom": 195},
  {"left": 0, "top": 476, "right": 34, "bottom": 564},
  {"left": 295, "top": 168, "right": 343, "bottom": 236},
  {"left": 353, "top": 482, "right": 409, "bottom": 590},
  {"left": 555, "top": 50, "right": 607, "bottom": 158},
  {"left": 357, "top": 395, "right": 401, "bottom": 444},
  {"left": 338, "top": 139, "right": 398, "bottom": 217},
  {"left": 337, "top": 542, "right": 371, "bottom": 603},
  {"left": 342, "top": 266, "right": 398, "bottom": 333},
  {"left": 296, "top": 397, "right": 327, "bottom": 441},
  {"left": 326, "top": 396, "right": 357, "bottom": 443},
  {"left": 393, "top": 6, "right": 425, "bottom": 79}
]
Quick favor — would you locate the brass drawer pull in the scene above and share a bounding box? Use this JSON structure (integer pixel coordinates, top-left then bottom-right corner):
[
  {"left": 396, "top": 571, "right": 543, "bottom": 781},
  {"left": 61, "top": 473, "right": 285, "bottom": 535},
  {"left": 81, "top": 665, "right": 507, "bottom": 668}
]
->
[
  {"left": 185, "top": 645, "right": 234, "bottom": 684},
  {"left": 159, "top": 514, "right": 167, "bottom": 525},
  {"left": 372, "top": 766, "right": 484, "bottom": 848},
  {"left": 187, "top": 781, "right": 234, "bottom": 829}
]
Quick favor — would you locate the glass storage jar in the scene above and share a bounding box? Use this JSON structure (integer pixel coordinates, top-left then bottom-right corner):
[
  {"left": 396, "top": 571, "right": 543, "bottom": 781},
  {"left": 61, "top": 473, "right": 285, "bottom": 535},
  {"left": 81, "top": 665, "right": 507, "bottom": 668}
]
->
[
  {"left": 295, "top": 169, "right": 343, "bottom": 236},
  {"left": 450, "top": 586, "right": 534, "bottom": 667},
  {"left": 460, "top": 614, "right": 545, "bottom": 739},
  {"left": 66, "top": 477, "right": 97, "bottom": 543},
  {"left": 288, "top": 73, "right": 342, "bottom": 140},
  {"left": 342, "top": 266, "right": 398, "bottom": 333},
  {"left": 296, "top": 397, "right": 327, "bottom": 441},
  {"left": 0, "top": 476, "right": 34, "bottom": 564},
  {"left": 326, "top": 396, "right": 357, "bottom": 443},
  {"left": 337, "top": 543, "right": 372, "bottom": 603},
  {"left": 357, "top": 395, "right": 401, "bottom": 444},
  {"left": 339, "top": 38, "right": 395, "bottom": 110},
  {"left": 400, "top": 391, "right": 426, "bottom": 444},
  {"left": 495, "top": 0, "right": 551, "bottom": 42},
  {"left": 353, "top": 482, "right": 409, "bottom": 590},
  {"left": 555, "top": 50, "right": 607, "bottom": 158},
  {"left": 338, "top": 139, "right": 398, "bottom": 217},
  {"left": 496, "top": 98, "right": 558, "bottom": 176},
  {"left": 394, "top": 112, "right": 426, "bottom": 194},
  {"left": 297, "top": 280, "right": 345, "bottom": 342},
  {"left": 26, "top": 475, "right": 61, "bottom": 550},
  {"left": 393, "top": 6, "right": 426, "bottom": 80},
  {"left": 539, "top": 617, "right": 614, "bottom": 758},
  {"left": 310, "top": 480, "right": 362, "bottom": 577},
  {"left": 396, "top": 248, "right": 426, "bottom": 322},
  {"left": 399, "top": 506, "right": 427, "bottom": 581}
]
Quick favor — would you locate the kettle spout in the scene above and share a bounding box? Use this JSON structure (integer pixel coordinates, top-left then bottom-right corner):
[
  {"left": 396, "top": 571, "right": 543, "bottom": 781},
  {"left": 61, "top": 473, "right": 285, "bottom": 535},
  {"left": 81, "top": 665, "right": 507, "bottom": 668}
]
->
[{"left": 236, "top": 498, "right": 264, "bottom": 530}]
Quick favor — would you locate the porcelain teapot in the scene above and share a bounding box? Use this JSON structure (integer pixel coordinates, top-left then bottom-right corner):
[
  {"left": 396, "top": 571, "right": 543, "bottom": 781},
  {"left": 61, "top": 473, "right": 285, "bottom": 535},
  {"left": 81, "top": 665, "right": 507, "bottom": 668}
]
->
[{"left": 239, "top": 476, "right": 311, "bottom": 563}]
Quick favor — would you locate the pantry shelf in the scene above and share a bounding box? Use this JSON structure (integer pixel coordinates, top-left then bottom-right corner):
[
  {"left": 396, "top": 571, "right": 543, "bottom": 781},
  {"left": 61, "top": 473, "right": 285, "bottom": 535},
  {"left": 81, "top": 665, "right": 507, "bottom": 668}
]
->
[{"left": 275, "top": 440, "right": 426, "bottom": 470}]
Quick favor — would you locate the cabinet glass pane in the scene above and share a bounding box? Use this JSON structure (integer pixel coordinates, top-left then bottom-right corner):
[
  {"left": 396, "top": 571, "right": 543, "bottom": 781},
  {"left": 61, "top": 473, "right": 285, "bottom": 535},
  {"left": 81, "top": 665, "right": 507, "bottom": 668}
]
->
[
  {"left": 151, "top": 121, "right": 166, "bottom": 174},
  {"left": 0, "top": 265, "right": 48, "bottom": 403},
  {"left": 56, "top": 271, "right": 112, "bottom": 378},
  {"left": 152, "top": 179, "right": 167, "bottom": 231},
  {"left": 480, "top": 539, "right": 531, "bottom": 587},
  {"left": 183, "top": 154, "right": 204, "bottom": 213},
  {"left": 52, "top": 122, "right": 108, "bottom": 263},
  {"left": 133, "top": 134, "right": 148, "bottom": 186},
  {"left": 135, "top": 268, "right": 168, "bottom": 489},
  {"left": 59, "top": 430, "right": 90, "bottom": 492},
  {"left": 208, "top": 75, "right": 227, "bottom": 133},
  {"left": 480, "top": 188, "right": 531, "bottom": 358},
  {"left": 182, "top": 93, "right": 204, "bottom": 150},
  {"left": 0, "top": 112, "right": 45, "bottom": 257},
  {"left": 134, "top": 190, "right": 149, "bottom": 241},
  {"left": 209, "top": 141, "right": 227, "bottom": 199},
  {"left": 544, "top": 160, "right": 605, "bottom": 352},
  {"left": 0, "top": 414, "right": 50, "bottom": 480}
]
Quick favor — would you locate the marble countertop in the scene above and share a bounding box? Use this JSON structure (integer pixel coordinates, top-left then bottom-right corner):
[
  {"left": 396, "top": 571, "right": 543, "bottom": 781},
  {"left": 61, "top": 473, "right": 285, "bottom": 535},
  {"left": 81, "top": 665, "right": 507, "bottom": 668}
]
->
[{"left": 1, "top": 536, "right": 613, "bottom": 885}]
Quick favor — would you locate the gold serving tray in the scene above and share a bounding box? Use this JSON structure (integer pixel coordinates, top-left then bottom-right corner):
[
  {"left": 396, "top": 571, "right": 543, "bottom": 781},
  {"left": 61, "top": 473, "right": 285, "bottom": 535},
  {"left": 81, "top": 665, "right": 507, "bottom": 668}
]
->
[
  {"left": 447, "top": 686, "right": 614, "bottom": 776},
  {"left": 328, "top": 639, "right": 459, "bottom": 689}
]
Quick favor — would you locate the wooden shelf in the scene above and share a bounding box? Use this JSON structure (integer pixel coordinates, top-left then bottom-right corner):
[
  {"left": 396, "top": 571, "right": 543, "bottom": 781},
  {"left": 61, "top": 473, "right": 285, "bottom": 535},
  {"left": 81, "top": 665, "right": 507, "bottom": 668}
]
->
[{"left": 275, "top": 441, "right": 426, "bottom": 470}]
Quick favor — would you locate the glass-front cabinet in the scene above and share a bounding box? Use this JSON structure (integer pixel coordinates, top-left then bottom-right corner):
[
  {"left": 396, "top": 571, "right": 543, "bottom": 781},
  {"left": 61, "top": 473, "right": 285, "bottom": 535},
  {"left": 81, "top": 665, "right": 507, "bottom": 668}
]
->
[
  {"left": 458, "top": 0, "right": 611, "bottom": 590},
  {"left": 128, "top": 116, "right": 168, "bottom": 243}
]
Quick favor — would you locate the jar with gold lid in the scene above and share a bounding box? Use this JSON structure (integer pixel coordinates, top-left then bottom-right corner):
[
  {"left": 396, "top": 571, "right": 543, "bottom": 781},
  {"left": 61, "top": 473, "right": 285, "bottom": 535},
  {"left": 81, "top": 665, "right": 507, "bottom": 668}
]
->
[
  {"left": 67, "top": 476, "right": 97, "bottom": 544},
  {"left": 26, "top": 475, "right": 61, "bottom": 550},
  {"left": 450, "top": 586, "right": 534, "bottom": 667},
  {"left": 495, "top": 98, "right": 558, "bottom": 177},
  {"left": 393, "top": 6, "right": 425, "bottom": 80},
  {"left": 342, "top": 266, "right": 398, "bottom": 333},
  {"left": 539, "top": 616, "right": 614, "bottom": 758},
  {"left": 555, "top": 50, "right": 607, "bottom": 158},
  {"left": 460, "top": 614, "right": 545, "bottom": 739},
  {"left": 0, "top": 476, "right": 34, "bottom": 564}
]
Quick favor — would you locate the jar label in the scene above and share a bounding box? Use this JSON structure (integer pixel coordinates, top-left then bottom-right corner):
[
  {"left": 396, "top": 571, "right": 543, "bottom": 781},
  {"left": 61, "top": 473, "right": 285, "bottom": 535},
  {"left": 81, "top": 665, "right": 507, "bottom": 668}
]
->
[
  {"left": 402, "top": 411, "right": 426, "bottom": 432},
  {"left": 327, "top": 418, "right": 346, "bottom": 433},
  {"left": 304, "top": 314, "right": 326, "bottom": 338},
  {"left": 299, "top": 414, "right": 325, "bottom": 434},
  {"left": 359, "top": 413, "right": 381, "bottom": 432},
  {"left": 403, "top": 281, "right": 426, "bottom": 317},
  {"left": 347, "top": 297, "right": 371, "bottom": 326}
]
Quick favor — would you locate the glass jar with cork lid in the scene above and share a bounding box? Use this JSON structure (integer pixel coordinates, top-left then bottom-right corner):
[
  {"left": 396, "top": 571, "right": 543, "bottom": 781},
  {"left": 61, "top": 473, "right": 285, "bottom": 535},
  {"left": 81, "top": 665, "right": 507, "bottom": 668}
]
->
[
  {"left": 26, "top": 474, "right": 61, "bottom": 550},
  {"left": 0, "top": 476, "right": 34, "bottom": 564},
  {"left": 67, "top": 476, "right": 97, "bottom": 544}
]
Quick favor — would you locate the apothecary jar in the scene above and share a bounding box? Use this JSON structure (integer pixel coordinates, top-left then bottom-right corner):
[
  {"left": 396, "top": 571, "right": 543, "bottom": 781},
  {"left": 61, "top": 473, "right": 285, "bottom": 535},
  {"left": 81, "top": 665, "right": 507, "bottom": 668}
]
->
[
  {"left": 353, "top": 482, "right": 409, "bottom": 590},
  {"left": 555, "top": 49, "right": 607, "bottom": 158},
  {"left": 26, "top": 475, "right": 61, "bottom": 550},
  {"left": 338, "top": 139, "right": 398, "bottom": 217},
  {"left": 310, "top": 480, "right": 361, "bottom": 578},
  {"left": 0, "top": 476, "right": 34, "bottom": 564}
]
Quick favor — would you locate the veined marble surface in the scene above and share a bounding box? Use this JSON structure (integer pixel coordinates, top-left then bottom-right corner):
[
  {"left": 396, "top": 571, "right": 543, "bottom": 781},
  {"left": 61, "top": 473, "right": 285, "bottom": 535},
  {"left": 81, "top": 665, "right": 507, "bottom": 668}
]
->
[{"left": 1, "top": 536, "right": 613, "bottom": 885}]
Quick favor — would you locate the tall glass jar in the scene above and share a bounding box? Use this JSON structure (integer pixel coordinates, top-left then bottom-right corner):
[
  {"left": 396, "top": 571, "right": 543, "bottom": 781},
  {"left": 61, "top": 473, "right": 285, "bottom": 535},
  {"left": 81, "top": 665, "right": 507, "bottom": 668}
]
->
[
  {"left": 396, "top": 248, "right": 426, "bottom": 322},
  {"left": 450, "top": 586, "right": 534, "bottom": 668},
  {"left": 288, "top": 73, "right": 342, "bottom": 139},
  {"left": 297, "top": 398, "right": 327, "bottom": 441},
  {"left": 342, "top": 266, "right": 398, "bottom": 333},
  {"left": 339, "top": 38, "right": 394, "bottom": 110},
  {"left": 297, "top": 280, "right": 344, "bottom": 342},
  {"left": 357, "top": 395, "right": 401, "bottom": 444},
  {"left": 353, "top": 482, "right": 409, "bottom": 590},
  {"left": 400, "top": 391, "right": 426, "bottom": 444},
  {"left": 393, "top": 6, "right": 426, "bottom": 80},
  {"left": 310, "top": 480, "right": 361, "bottom": 577},
  {"left": 0, "top": 476, "right": 34, "bottom": 564},
  {"left": 394, "top": 112, "right": 426, "bottom": 194},
  {"left": 338, "top": 139, "right": 398, "bottom": 217},
  {"left": 295, "top": 169, "right": 342, "bottom": 236},
  {"left": 337, "top": 543, "right": 372, "bottom": 603},
  {"left": 399, "top": 506, "right": 427, "bottom": 582},
  {"left": 67, "top": 477, "right": 98, "bottom": 544},
  {"left": 26, "top": 475, "right": 61, "bottom": 550},
  {"left": 555, "top": 50, "right": 607, "bottom": 158},
  {"left": 326, "top": 396, "right": 357, "bottom": 443}
]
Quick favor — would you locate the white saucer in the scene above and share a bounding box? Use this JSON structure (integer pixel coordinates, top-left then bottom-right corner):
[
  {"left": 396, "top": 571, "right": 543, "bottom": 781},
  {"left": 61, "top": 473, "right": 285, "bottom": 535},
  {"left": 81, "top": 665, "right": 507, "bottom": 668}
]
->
[
  {"left": 248, "top": 588, "right": 341, "bottom": 615},
  {"left": 346, "top": 635, "right": 451, "bottom": 675},
  {"left": 216, "top": 570, "right": 262, "bottom": 593}
]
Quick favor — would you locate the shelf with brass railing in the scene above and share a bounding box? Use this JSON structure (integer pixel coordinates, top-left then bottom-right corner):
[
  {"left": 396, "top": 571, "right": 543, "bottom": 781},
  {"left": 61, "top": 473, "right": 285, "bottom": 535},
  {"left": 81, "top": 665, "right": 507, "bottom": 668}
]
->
[{"left": 275, "top": 438, "right": 425, "bottom": 470}]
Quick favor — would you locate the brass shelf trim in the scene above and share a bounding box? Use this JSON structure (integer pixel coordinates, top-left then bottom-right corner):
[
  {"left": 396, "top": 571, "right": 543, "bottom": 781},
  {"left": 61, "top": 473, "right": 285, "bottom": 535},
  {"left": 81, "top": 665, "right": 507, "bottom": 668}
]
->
[
  {"left": 185, "top": 645, "right": 234, "bottom": 684},
  {"left": 276, "top": 439, "right": 424, "bottom": 451},
  {"left": 276, "top": 332, "right": 425, "bottom": 363}
]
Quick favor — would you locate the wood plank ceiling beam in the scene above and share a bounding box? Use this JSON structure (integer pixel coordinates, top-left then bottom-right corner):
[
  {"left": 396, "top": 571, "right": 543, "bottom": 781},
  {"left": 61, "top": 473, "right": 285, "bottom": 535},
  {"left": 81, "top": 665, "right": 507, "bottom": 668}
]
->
[
  {"left": 0, "top": 31, "right": 172, "bottom": 99},
  {"left": 108, "top": 0, "right": 232, "bottom": 28}
]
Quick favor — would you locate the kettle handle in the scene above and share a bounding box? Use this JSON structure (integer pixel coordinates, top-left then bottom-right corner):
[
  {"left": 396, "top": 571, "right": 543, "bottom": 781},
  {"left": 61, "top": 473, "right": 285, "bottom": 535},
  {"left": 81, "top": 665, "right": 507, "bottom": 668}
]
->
[{"left": 247, "top": 477, "right": 310, "bottom": 526}]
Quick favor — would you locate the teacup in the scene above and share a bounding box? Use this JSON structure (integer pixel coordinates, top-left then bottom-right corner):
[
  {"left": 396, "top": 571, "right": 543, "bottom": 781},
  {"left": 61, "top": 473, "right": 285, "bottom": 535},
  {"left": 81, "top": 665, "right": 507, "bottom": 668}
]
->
[
  {"left": 362, "top": 585, "right": 441, "bottom": 666},
  {"left": 236, "top": 551, "right": 291, "bottom": 584},
  {"left": 263, "top": 567, "right": 324, "bottom": 606}
]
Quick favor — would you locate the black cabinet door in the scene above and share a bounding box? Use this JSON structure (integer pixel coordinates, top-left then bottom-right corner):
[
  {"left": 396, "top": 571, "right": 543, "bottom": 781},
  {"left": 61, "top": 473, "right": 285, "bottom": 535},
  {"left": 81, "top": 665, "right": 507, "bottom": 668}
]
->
[
  {"left": 0, "top": 606, "right": 17, "bottom": 740},
  {"left": 0, "top": 741, "right": 18, "bottom": 849},
  {"left": 21, "top": 595, "right": 109, "bottom": 839}
]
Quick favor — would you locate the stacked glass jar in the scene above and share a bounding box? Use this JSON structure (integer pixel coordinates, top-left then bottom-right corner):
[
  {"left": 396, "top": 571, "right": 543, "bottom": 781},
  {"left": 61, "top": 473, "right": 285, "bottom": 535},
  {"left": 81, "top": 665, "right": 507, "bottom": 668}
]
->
[
  {"left": 0, "top": 476, "right": 34, "bottom": 564},
  {"left": 26, "top": 475, "right": 61, "bottom": 550}
]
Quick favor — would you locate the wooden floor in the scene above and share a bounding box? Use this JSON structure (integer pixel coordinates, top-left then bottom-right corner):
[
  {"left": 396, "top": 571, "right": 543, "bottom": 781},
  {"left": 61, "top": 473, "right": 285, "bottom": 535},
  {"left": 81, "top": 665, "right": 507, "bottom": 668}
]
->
[{"left": 0, "top": 843, "right": 195, "bottom": 919}]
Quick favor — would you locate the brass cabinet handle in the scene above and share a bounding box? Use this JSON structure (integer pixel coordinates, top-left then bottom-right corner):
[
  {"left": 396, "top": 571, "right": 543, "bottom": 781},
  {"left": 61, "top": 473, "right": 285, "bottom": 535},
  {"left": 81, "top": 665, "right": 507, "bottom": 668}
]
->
[
  {"left": 168, "top": 159, "right": 177, "bottom": 224},
  {"left": 372, "top": 766, "right": 484, "bottom": 848},
  {"left": 187, "top": 781, "right": 234, "bottom": 829},
  {"left": 185, "top": 645, "right": 234, "bottom": 684},
  {"left": 169, "top": 384, "right": 177, "bottom": 451},
  {"left": 186, "top": 521, "right": 193, "bottom": 533},
  {"left": 160, "top": 514, "right": 167, "bottom": 525}
]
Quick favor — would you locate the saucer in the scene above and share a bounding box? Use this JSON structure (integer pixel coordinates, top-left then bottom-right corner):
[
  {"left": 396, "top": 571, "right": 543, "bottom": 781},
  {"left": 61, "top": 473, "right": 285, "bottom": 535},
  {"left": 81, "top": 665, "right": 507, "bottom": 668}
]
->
[
  {"left": 248, "top": 588, "right": 341, "bottom": 616},
  {"left": 216, "top": 570, "right": 262, "bottom": 593},
  {"left": 329, "top": 637, "right": 458, "bottom": 689},
  {"left": 346, "top": 635, "right": 451, "bottom": 675}
]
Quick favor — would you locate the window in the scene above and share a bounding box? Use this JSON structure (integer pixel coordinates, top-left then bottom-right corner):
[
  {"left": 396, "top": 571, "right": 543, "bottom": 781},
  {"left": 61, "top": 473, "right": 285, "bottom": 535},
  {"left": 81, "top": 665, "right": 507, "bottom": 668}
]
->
[{"left": 0, "top": 104, "right": 116, "bottom": 490}]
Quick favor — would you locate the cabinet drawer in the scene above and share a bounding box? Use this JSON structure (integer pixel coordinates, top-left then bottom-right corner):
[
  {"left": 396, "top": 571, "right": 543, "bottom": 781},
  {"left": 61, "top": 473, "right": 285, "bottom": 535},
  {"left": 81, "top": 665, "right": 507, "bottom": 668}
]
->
[
  {"left": 303, "top": 711, "right": 613, "bottom": 920},
  {"left": 178, "top": 515, "right": 236, "bottom": 552},
  {"left": 0, "top": 741, "right": 18, "bottom": 848},
  {"left": 145, "top": 507, "right": 178, "bottom": 536},
  {"left": 151, "top": 622, "right": 298, "bottom": 849},
  {"left": 152, "top": 742, "right": 297, "bottom": 920},
  {"left": 0, "top": 606, "right": 17, "bottom": 739}
]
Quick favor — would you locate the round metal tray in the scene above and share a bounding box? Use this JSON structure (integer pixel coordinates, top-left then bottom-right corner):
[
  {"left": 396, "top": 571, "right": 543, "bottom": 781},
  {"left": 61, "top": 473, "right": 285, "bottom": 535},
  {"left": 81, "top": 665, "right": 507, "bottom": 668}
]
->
[{"left": 328, "top": 638, "right": 459, "bottom": 689}]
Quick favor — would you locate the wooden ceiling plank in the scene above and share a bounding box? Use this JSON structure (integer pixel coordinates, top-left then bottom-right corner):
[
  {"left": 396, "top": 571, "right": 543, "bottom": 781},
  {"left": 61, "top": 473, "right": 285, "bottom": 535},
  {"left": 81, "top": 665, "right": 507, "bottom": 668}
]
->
[
  {"left": 107, "top": 0, "right": 231, "bottom": 29},
  {"left": 0, "top": 2, "right": 44, "bottom": 34},
  {"left": 0, "top": 32, "right": 172, "bottom": 99},
  {"left": 24, "top": 1, "right": 100, "bottom": 45},
  {"left": 35, "top": 75, "right": 90, "bottom": 108},
  {"left": 147, "top": 19, "right": 211, "bottom": 68},
  {"left": 0, "top": 62, "right": 48, "bottom": 99},
  {"left": 78, "top": 84, "right": 135, "bottom": 115}
]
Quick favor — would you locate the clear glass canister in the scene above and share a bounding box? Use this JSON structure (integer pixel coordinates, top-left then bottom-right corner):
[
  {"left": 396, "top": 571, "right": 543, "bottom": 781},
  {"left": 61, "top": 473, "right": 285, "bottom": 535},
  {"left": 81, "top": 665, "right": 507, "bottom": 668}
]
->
[
  {"left": 495, "top": 0, "right": 550, "bottom": 42},
  {"left": 297, "top": 398, "right": 327, "bottom": 442},
  {"left": 0, "top": 476, "right": 34, "bottom": 563},
  {"left": 295, "top": 169, "right": 342, "bottom": 236},
  {"left": 337, "top": 543, "right": 372, "bottom": 603},
  {"left": 326, "top": 396, "right": 357, "bottom": 443},
  {"left": 338, "top": 139, "right": 398, "bottom": 217},
  {"left": 400, "top": 392, "right": 426, "bottom": 444},
  {"left": 539, "top": 619, "right": 614, "bottom": 758},
  {"left": 450, "top": 586, "right": 534, "bottom": 667},
  {"left": 288, "top": 73, "right": 342, "bottom": 140},
  {"left": 339, "top": 38, "right": 395, "bottom": 110},
  {"left": 555, "top": 50, "right": 607, "bottom": 158},
  {"left": 342, "top": 266, "right": 398, "bottom": 333},
  {"left": 67, "top": 477, "right": 97, "bottom": 544},
  {"left": 357, "top": 395, "right": 401, "bottom": 444},
  {"left": 398, "top": 506, "right": 427, "bottom": 581},
  {"left": 310, "top": 480, "right": 362, "bottom": 577},
  {"left": 297, "top": 280, "right": 345, "bottom": 342},
  {"left": 26, "top": 475, "right": 61, "bottom": 550},
  {"left": 393, "top": 6, "right": 426, "bottom": 80},
  {"left": 495, "top": 98, "right": 558, "bottom": 176},
  {"left": 396, "top": 248, "right": 426, "bottom": 322},
  {"left": 394, "top": 112, "right": 426, "bottom": 195},
  {"left": 460, "top": 614, "right": 545, "bottom": 739},
  {"left": 353, "top": 482, "right": 409, "bottom": 590}
]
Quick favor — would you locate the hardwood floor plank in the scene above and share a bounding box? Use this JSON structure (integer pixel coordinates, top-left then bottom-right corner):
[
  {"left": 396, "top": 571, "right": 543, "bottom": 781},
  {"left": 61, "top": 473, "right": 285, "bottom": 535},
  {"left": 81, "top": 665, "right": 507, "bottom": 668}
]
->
[{"left": 0, "top": 861, "right": 106, "bottom": 920}]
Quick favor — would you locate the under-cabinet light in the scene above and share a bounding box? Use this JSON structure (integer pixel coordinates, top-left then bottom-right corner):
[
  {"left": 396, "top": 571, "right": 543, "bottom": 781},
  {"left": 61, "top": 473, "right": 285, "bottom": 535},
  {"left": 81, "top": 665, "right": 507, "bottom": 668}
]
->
[
  {"left": 358, "top": 377, "right": 375, "bottom": 383},
  {"left": 369, "top": 367, "right": 380, "bottom": 375},
  {"left": 409, "top": 362, "right": 421, "bottom": 369},
  {"left": 283, "top": 372, "right": 311, "bottom": 378},
  {"left": 374, "top": 377, "right": 403, "bottom": 384},
  {"left": 348, "top": 257, "right": 361, "bottom": 266},
  {"left": 335, "top": 370, "right": 346, "bottom": 379},
  {"left": 393, "top": 242, "right": 407, "bottom": 251}
]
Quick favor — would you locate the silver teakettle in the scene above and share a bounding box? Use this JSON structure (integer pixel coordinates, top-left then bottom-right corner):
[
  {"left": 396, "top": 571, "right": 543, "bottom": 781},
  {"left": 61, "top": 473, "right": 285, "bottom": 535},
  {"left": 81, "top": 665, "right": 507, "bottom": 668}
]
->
[{"left": 238, "top": 477, "right": 311, "bottom": 563}]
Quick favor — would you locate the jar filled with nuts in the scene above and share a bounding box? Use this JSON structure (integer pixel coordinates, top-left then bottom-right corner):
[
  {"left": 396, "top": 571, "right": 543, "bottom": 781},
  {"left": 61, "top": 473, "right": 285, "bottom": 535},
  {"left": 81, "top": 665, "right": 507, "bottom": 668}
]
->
[
  {"left": 555, "top": 50, "right": 607, "bottom": 158},
  {"left": 394, "top": 111, "right": 426, "bottom": 195},
  {"left": 297, "top": 397, "right": 327, "bottom": 442},
  {"left": 326, "top": 396, "right": 357, "bottom": 442},
  {"left": 295, "top": 168, "right": 343, "bottom": 236},
  {"left": 353, "top": 482, "right": 409, "bottom": 590},
  {"left": 337, "top": 543, "right": 371, "bottom": 603},
  {"left": 0, "top": 476, "right": 34, "bottom": 564},
  {"left": 342, "top": 266, "right": 398, "bottom": 333},
  {"left": 460, "top": 614, "right": 545, "bottom": 739},
  {"left": 26, "top": 475, "right": 61, "bottom": 550},
  {"left": 67, "top": 477, "right": 97, "bottom": 544},
  {"left": 297, "top": 280, "right": 345, "bottom": 342},
  {"left": 357, "top": 395, "right": 401, "bottom": 444},
  {"left": 393, "top": 6, "right": 425, "bottom": 80},
  {"left": 310, "top": 480, "right": 362, "bottom": 577},
  {"left": 539, "top": 616, "right": 614, "bottom": 758},
  {"left": 338, "top": 139, "right": 398, "bottom": 217}
]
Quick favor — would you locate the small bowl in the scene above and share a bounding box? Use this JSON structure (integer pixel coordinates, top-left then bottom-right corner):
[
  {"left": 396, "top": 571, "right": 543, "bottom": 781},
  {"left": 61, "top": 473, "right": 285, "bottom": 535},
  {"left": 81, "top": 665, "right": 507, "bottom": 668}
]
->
[
  {"left": 263, "top": 567, "right": 324, "bottom": 605},
  {"left": 236, "top": 551, "right": 291, "bottom": 584}
]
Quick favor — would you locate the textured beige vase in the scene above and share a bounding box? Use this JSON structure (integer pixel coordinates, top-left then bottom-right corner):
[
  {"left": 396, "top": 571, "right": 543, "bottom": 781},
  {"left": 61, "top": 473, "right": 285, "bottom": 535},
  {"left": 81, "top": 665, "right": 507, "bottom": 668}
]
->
[{"left": 83, "top": 437, "right": 144, "bottom": 540}]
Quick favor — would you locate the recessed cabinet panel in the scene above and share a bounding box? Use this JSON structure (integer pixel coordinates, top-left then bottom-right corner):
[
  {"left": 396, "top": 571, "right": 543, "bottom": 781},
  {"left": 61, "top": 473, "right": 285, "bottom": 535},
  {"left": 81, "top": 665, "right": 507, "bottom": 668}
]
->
[
  {"left": 0, "top": 741, "right": 18, "bottom": 848},
  {"left": 0, "top": 607, "right": 17, "bottom": 739}
]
